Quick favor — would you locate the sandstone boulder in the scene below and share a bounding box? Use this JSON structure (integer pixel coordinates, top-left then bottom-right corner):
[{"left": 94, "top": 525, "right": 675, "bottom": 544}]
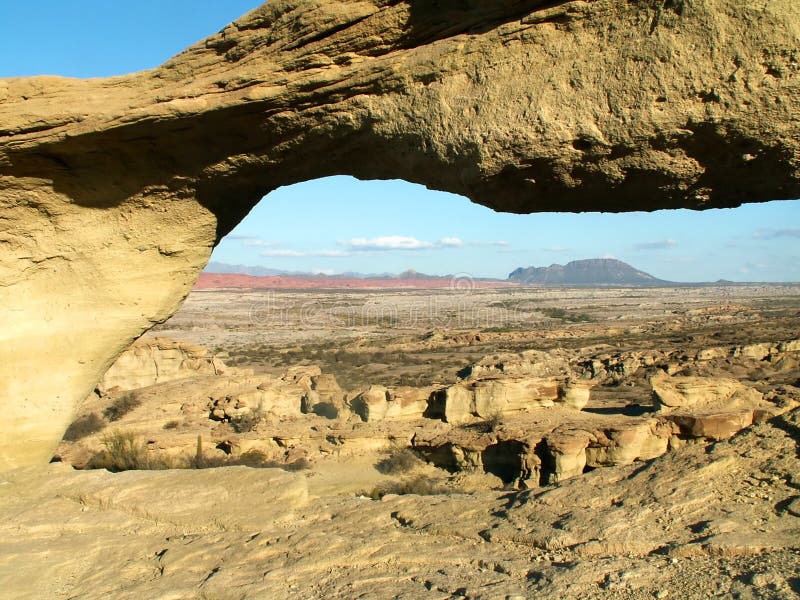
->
[
  {"left": 349, "top": 386, "right": 392, "bottom": 422},
  {"left": 585, "top": 420, "right": 674, "bottom": 468},
  {"left": 459, "top": 350, "right": 571, "bottom": 380},
  {"left": 650, "top": 374, "right": 763, "bottom": 413},
  {"left": 428, "top": 377, "right": 560, "bottom": 424},
  {"left": 558, "top": 380, "right": 593, "bottom": 410},
  {"left": 668, "top": 411, "right": 755, "bottom": 441},
  {"left": 98, "top": 337, "right": 234, "bottom": 393},
  {"left": 350, "top": 385, "right": 432, "bottom": 422}
]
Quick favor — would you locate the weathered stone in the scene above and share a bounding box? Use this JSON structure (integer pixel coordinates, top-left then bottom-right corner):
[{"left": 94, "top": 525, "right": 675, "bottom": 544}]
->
[
  {"left": 668, "top": 411, "right": 755, "bottom": 441},
  {"left": 2, "top": 0, "right": 800, "bottom": 467},
  {"left": 651, "top": 374, "right": 763, "bottom": 412},
  {"left": 558, "top": 380, "right": 593, "bottom": 410},
  {"left": 429, "top": 377, "right": 560, "bottom": 424},
  {"left": 349, "top": 385, "right": 392, "bottom": 422},
  {"left": 585, "top": 420, "right": 674, "bottom": 468},
  {"left": 98, "top": 337, "right": 233, "bottom": 393}
]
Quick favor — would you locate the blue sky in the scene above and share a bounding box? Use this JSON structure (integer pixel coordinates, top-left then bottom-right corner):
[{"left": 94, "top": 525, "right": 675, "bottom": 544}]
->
[{"left": 2, "top": 1, "right": 798, "bottom": 281}]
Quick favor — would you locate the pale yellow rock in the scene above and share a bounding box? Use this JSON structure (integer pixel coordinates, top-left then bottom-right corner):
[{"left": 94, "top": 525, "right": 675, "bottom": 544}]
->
[
  {"left": 651, "top": 374, "right": 763, "bottom": 413},
  {"left": 558, "top": 380, "right": 593, "bottom": 410},
  {"left": 432, "top": 377, "right": 560, "bottom": 424},
  {"left": 99, "top": 337, "right": 228, "bottom": 392}
]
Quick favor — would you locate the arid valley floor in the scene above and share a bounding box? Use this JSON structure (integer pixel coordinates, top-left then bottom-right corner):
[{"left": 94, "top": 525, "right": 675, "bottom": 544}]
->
[{"left": 4, "top": 283, "right": 800, "bottom": 598}]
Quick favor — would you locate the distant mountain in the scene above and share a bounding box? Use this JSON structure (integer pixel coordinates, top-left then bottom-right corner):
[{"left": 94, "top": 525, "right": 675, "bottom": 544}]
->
[
  {"left": 205, "top": 262, "right": 300, "bottom": 277},
  {"left": 508, "top": 259, "right": 669, "bottom": 286}
]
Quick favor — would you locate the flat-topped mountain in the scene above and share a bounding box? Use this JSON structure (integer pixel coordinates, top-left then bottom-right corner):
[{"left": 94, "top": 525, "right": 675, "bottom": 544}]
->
[{"left": 509, "top": 258, "right": 668, "bottom": 286}]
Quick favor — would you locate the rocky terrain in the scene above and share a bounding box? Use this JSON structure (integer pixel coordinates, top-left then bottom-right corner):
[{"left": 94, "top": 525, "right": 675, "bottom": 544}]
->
[
  {"left": 2, "top": 0, "right": 800, "bottom": 597},
  {"left": 3, "top": 285, "right": 794, "bottom": 597},
  {"left": 2, "top": 0, "right": 799, "bottom": 467}
]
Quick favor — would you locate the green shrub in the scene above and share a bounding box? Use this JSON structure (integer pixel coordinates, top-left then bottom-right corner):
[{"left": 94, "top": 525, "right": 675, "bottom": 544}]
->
[
  {"left": 541, "top": 307, "right": 593, "bottom": 323},
  {"left": 63, "top": 413, "right": 106, "bottom": 441}
]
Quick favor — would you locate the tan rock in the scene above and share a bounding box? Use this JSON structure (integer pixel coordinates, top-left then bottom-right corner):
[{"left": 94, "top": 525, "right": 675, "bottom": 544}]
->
[
  {"left": 430, "top": 377, "right": 560, "bottom": 424},
  {"left": 668, "top": 411, "right": 755, "bottom": 441},
  {"left": 349, "top": 385, "right": 392, "bottom": 422},
  {"left": 558, "top": 380, "right": 593, "bottom": 410},
  {"left": 585, "top": 420, "right": 673, "bottom": 468},
  {"left": 542, "top": 428, "right": 594, "bottom": 484},
  {"left": 651, "top": 374, "right": 763, "bottom": 413},
  {"left": 98, "top": 337, "right": 233, "bottom": 393}
]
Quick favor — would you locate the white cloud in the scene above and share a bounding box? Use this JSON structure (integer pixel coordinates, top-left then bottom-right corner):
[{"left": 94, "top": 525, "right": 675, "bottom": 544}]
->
[
  {"left": 261, "top": 249, "right": 350, "bottom": 258},
  {"left": 343, "top": 236, "right": 435, "bottom": 251},
  {"left": 753, "top": 228, "right": 800, "bottom": 240},
  {"left": 470, "top": 240, "right": 510, "bottom": 248},
  {"left": 242, "top": 239, "right": 282, "bottom": 248},
  {"left": 261, "top": 249, "right": 307, "bottom": 257},
  {"left": 258, "top": 235, "right": 511, "bottom": 258},
  {"left": 226, "top": 233, "right": 259, "bottom": 241},
  {"left": 632, "top": 239, "right": 678, "bottom": 251}
]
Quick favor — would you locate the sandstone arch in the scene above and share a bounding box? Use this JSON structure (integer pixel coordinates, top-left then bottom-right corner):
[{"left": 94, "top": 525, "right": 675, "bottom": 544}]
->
[{"left": 1, "top": 0, "right": 798, "bottom": 469}]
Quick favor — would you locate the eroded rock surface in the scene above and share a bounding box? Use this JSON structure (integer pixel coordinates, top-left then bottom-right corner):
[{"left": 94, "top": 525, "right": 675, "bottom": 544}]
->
[
  {"left": 4, "top": 408, "right": 799, "bottom": 599},
  {"left": 1, "top": 0, "right": 800, "bottom": 467}
]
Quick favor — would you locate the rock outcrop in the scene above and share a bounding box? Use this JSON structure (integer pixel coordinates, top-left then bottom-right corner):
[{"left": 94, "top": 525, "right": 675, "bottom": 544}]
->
[
  {"left": 6, "top": 407, "right": 800, "bottom": 599},
  {"left": 98, "top": 337, "right": 233, "bottom": 393},
  {"left": 2, "top": 0, "right": 800, "bottom": 468}
]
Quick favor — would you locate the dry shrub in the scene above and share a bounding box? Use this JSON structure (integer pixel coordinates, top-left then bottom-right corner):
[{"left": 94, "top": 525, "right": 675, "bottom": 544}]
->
[
  {"left": 103, "top": 393, "right": 142, "bottom": 422},
  {"left": 87, "top": 430, "right": 177, "bottom": 472},
  {"left": 230, "top": 406, "right": 264, "bottom": 433},
  {"left": 63, "top": 413, "right": 106, "bottom": 441},
  {"left": 87, "top": 433, "right": 311, "bottom": 473},
  {"left": 376, "top": 447, "right": 422, "bottom": 474},
  {"left": 163, "top": 420, "right": 181, "bottom": 430},
  {"left": 369, "top": 475, "right": 453, "bottom": 499}
]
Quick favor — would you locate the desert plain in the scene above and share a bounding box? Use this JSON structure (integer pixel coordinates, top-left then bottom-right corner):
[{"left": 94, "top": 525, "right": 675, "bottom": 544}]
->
[{"left": 2, "top": 282, "right": 798, "bottom": 598}]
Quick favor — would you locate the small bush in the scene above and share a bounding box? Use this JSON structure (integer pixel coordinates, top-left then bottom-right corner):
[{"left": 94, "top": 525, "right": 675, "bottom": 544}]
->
[
  {"left": 541, "top": 307, "right": 593, "bottom": 323},
  {"left": 163, "top": 420, "right": 181, "bottom": 430},
  {"left": 87, "top": 430, "right": 175, "bottom": 472},
  {"left": 192, "top": 449, "right": 311, "bottom": 471},
  {"left": 63, "top": 413, "right": 106, "bottom": 441},
  {"left": 459, "top": 411, "right": 503, "bottom": 434},
  {"left": 230, "top": 407, "right": 263, "bottom": 434},
  {"left": 376, "top": 447, "right": 423, "bottom": 474},
  {"left": 103, "top": 393, "right": 141, "bottom": 422},
  {"left": 484, "top": 411, "right": 503, "bottom": 433},
  {"left": 369, "top": 476, "right": 452, "bottom": 499}
]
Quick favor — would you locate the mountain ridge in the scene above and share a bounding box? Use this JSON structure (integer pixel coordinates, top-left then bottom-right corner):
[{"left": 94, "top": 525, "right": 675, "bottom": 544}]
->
[{"left": 508, "top": 258, "right": 669, "bottom": 286}]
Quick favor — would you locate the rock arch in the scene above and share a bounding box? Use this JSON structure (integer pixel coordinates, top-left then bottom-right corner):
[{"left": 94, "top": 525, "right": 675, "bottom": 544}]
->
[{"left": 1, "top": 0, "right": 798, "bottom": 469}]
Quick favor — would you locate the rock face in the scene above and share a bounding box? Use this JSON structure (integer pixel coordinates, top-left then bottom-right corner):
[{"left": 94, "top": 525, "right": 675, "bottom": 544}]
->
[
  {"left": 428, "top": 377, "right": 561, "bottom": 424},
  {"left": 98, "top": 337, "right": 233, "bottom": 393},
  {"left": 509, "top": 258, "right": 667, "bottom": 286},
  {"left": 2, "top": 0, "right": 800, "bottom": 468},
  {"left": 650, "top": 374, "right": 763, "bottom": 412}
]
